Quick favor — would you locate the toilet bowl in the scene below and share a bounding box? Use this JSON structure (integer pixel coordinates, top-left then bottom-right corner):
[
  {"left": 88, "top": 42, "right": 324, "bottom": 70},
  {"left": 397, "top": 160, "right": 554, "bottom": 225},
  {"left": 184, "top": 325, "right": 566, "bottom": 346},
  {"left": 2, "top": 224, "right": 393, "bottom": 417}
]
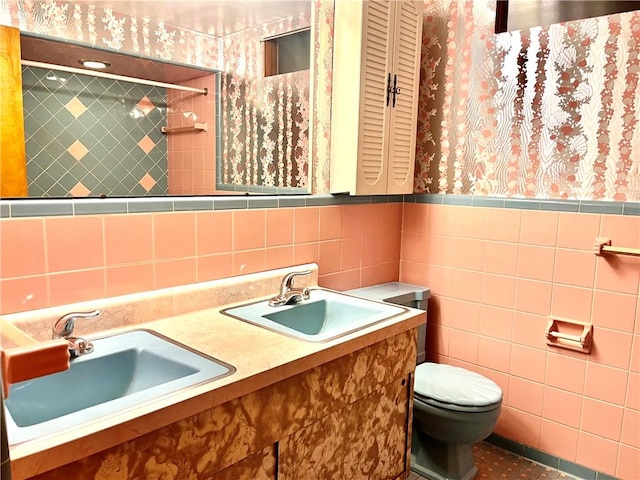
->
[
  {"left": 411, "top": 362, "right": 502, "bottom": 480},
  {"left": 347, "top": 283, "right": 503, "bottom": 480}
]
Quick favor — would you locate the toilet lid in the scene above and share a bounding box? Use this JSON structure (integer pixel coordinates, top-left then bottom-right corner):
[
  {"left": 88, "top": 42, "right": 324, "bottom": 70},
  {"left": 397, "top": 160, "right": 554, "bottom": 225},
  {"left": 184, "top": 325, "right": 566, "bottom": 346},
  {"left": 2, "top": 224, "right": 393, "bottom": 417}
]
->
[{"left": 414, "top": 363, "right": 502, "bottom": 408}]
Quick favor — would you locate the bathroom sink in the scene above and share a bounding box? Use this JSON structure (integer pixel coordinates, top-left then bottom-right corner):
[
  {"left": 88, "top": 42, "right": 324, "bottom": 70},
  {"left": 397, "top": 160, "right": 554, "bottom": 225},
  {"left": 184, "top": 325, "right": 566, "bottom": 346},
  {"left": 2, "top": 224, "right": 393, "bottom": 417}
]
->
[
  {"left": 3, "top": 329, "right": 234, "bottom": 445},
  {"left": 222, "top": 288, "right": 407, "bottom": 342}
]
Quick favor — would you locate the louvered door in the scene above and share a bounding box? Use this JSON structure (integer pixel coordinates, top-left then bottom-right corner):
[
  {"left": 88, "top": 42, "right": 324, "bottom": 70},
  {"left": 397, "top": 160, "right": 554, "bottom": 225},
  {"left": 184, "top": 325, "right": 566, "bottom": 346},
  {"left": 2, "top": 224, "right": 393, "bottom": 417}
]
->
[
  {"left": 355, "top": 0, "right": 395, "bottom": 194},
  {"left": 386, "top": 0, "right": 422, "bottom": 194}
]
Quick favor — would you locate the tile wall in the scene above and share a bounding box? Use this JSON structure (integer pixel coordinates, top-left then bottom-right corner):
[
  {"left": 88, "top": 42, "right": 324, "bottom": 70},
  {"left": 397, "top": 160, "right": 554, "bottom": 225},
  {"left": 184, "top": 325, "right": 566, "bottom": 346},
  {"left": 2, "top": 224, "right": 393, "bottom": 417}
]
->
[
  {"left": 166, "top": 74, "right": 217, "bottom": 195},
  {"left": 0, "top": 202, "right": 401, "bottom": 315},
  {"left": 400, "top": 200, "right": 639, "bottom": 479},
  {"left": 22, "top": 66, "right": 168, "bottom": 197}
]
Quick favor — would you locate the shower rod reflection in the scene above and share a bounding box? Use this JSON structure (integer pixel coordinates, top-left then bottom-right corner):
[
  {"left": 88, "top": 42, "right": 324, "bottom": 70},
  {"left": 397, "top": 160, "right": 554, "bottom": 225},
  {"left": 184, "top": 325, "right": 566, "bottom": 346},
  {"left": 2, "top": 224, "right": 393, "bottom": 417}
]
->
[{"left": 21, "top": 60, "right": 208, "bottom": 95}]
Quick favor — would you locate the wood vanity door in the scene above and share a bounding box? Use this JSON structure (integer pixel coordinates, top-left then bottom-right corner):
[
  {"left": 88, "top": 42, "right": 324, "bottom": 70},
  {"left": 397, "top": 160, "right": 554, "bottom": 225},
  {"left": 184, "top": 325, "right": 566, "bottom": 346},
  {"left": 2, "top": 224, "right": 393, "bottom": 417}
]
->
[
  {"left": 278, "top": 375, "right": 411, "bottom": 480},
  {"left": 209, "top": 445, "right": 277, "bottom": 480}
]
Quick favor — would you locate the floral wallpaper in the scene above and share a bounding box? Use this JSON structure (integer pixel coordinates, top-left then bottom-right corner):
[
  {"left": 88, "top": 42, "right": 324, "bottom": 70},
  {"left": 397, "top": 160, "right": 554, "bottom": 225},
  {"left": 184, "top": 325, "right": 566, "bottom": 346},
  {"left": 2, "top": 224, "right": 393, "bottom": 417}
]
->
[
  {"left": 218, "top": 12, "right": 311, "bottom": 190},
  {"left": 415, "top": 0, "right": 640, "bottom": 202}
]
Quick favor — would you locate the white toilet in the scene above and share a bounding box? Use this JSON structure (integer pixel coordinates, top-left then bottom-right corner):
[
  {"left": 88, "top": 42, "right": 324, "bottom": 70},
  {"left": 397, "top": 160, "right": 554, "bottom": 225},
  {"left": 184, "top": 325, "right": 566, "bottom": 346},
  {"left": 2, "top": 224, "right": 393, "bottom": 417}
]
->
[{"left": 348, "top": 283, "right": 503, "bottom": 480}]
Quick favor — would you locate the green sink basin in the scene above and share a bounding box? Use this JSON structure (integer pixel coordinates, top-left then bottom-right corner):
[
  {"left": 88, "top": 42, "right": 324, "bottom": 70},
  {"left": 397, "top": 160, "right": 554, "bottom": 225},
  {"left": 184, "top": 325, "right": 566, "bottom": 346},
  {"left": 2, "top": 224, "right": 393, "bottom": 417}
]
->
[
  {"left": 4, "top": 330, "right": 234, "bottom": 445},
  {"left": 223, "top": 288, "right": 406, "bottom": 342}
]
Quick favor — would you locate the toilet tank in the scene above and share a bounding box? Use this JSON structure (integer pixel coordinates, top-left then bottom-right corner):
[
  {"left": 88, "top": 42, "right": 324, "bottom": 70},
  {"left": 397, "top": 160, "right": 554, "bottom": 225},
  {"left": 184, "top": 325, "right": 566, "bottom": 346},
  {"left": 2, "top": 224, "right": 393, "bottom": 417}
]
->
[{"left": 347, "top": 283, "right": 430, "bottom": 364}]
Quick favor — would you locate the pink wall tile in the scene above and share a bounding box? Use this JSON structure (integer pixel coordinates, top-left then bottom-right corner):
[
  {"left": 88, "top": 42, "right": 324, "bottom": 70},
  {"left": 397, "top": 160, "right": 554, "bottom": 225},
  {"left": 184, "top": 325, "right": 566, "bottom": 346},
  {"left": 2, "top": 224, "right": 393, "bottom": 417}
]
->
[
  {"left": 514, "top": 279, "right": 552, "bottom": 315},
  {"left": 584, "top": 363, "right": 629, "bottom": 405},
  {"left": 427, "top": 205, "right": 457, "bottom": 236},
  {"left": 478, "top": 336, "right": 511, "bottom": 373},
  {"left": 196, "top": 211, "right": 233, "bottom": 255},
  {"left": 481, "top": 274, "right": 516, "bottom": 309},
  {"left": 447, "top": 329, "right": 479, "bottom": 364},
  {"left": 592, "top": 290, "right": 637, "bottom": 333},
  {"left": 290, "top": 242, "right": 316, "bottom": 269},
  {"left": 516, "top": 245, "right": 555, "bottom": 281},
  {"left": 425, "top": 234, "right": 455, "bottom": 265},
  {"left": 507, "top": 407, "right": 541, "bottom": 448},
  {"left": 546, "top": 352, "right": 586, "bottom": 394},
  {"left": 0, "top": 275, "right": 48, "bottom": 314},
  {"left": 154, "top": 212, "right": 196, "bottom": 260},
  {"left": 196, "top": 253, "right": 233, "bottom": 282},
  {"left": 422, "top": 264, "right": 453, "bottom": 297},
  {"left": 401, "top": 232, "right": 427, "bottom": 263},
  {"left": 233, "top": 210, "right": 266, "bottom": 251},
  {"left": 577, "top": 432, "right": 619, "bottom": 477},
  {"left": 626, "top": 373, "right": 639, "bottom": 410},
  {"left": 360, "top": 233, "right": 379, "bottom": 266},
  {"left": 511, "top": 312, "right": 549, "bottom": 350},
  {"left": 233, "top": 250, "right": 266, "bottom": 276},
  {"left": 539, "top": 420, "right": 579, "bottom": 462},
  {"left": 45, "top": 216, "right": 104, "bottom": 272},
  {"left": 106, "top": 264, "right": 154, "bottom": 297},
  {"left": 486, "top": 208, "right": 521, "bottom": 243},
  {"left": 617, "top": 444, "right": 640, "bottom": 480},
  {"left": 542, "top": 387, "right": 582, "bottom": 428},
  {"left": 401, "top": 260, "right": 427, "bottom": 287},
  {"left": 0, "top": 218, "right": 45, "bottom": 278},
  {"left": 553, "top": 249, "right": 596, "bottom": 288},
  {"left": 319, "top": 206, "right": 342, "bottom": 241},
  {"left": 591, "top": 327, "right": 633, "bottom": 370},
  {"left": 341, "top": 205, "right": 363, "bottom": 238},
  {"left": 379, "top": 230, "right": 401, "bottom": 263},
  {"left": 294, "top": 207, "right": 319, "bottom": 243},
  {"left": 631, "top": 336, "right": 640, "bottom": 372},
  {"left": 510, "top": 344, "right": 546, "bottom": 383},
  {"left": 557, "top": 213, "right": 601, "bottom": 250},
  {"left": 453, "top": 237, "right": 485, "bottom": 270},
  {"left": 508, "top": 377, "right": 544, "bottom": 416},
  {"left": 479, "top": 305, "right": 513, "bottom": 341},
  {"left": 443, "top": 299, "right": 480, "bottom": 333},
  {"left": 581, "top": 398, "right": 624, "bottom": 441},
  {"left": 267, "top": 208, "right": 293, "bottom": 247},
  {"left": 104, "top": 214, "right": 153, "bottom": 265},
  {"left": 519, "top": 210, "right": 559, "bottom": 246},
  {"left": 340, "top": 237, "right": 361, "bottom": 270},
  {"left": 337, "top": 269, "right": 361, "bottom": 291},
  {"left": 317, "top": 240, "right": 341, "bottom": 275},
  {"left": 154, "top": 258, "right": 197, "bottom": 289},
  {"left": 49, "top": 269, "right": 105, "bottom": 306},
  {"left": 361, "top": 262, "right": 398, "bottom": 288},
  {"left": 454, "top": 206, "right": 487, "bottom": 239},
  {"left": 451, "top": 269, "right": 483, "bottom": 302},
  {"left": 595, "top": 255, "right": 640, "bottom": 295},
  {"left": 600, "top": 215, "right": 640, "bottom": 252},
  {"left": 265, "top": 246, "right": 295, "bottom": 271},
  {"left": 550, "top": 284, "right": 593, "bottom": 323},
  {"left": 483, "top": 241, "right": 518, "bottom": 276},
  {"left": 621, "top": 409, "right": 639, "bottom": 448},
  {"left": 402, "top": 203, "right": 428, "bottom": 234}
]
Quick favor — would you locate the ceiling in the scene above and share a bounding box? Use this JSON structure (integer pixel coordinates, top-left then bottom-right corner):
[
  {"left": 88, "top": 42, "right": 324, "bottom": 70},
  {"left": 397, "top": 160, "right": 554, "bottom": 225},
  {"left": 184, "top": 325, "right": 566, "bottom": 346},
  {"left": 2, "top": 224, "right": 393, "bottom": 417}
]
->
[{"left": 77, "top": 0, "right": 311, "bottom": 36}]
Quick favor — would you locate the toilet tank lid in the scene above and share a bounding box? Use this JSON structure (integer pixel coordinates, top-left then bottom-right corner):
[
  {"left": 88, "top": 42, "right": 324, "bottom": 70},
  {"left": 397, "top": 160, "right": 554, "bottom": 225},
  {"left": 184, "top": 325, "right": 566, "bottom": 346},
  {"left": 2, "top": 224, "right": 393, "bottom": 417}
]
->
[{"left": 414, "top": 363, "right": 503, "bottom": 407}]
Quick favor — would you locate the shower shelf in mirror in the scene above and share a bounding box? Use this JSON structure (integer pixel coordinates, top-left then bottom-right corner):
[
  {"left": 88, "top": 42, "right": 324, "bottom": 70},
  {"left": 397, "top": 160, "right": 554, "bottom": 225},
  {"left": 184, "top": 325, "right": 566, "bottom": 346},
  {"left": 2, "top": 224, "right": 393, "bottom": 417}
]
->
[{"left": 161, "top": 123, "right": 208, "bottom": 134}]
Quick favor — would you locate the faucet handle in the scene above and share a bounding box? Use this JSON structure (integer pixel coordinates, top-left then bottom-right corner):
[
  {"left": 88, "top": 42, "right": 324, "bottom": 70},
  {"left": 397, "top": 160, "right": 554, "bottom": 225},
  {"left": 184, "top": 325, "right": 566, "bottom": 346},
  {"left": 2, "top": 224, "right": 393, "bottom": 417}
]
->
[
  {"left": 52, "top": 310, "right": 101, "bottom": 339},
  {"left": 282, "top": 269, "right": 312, "bottom": 289}
]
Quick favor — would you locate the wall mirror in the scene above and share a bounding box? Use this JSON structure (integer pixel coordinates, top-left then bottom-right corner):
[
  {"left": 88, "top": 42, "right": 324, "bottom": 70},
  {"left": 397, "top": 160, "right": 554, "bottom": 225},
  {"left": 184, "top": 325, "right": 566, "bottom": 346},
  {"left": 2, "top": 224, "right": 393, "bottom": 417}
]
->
[
  {"left": 6, "top": 0, "right": 313, "bottom": 198},
  {"left": 496, "top": 0, "right": 640, "bottom": 33}
]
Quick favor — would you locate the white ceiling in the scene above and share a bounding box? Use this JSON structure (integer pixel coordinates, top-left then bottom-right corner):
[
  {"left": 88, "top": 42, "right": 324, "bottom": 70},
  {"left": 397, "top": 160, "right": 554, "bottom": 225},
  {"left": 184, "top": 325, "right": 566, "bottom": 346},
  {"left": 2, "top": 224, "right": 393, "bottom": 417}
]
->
[{"left": 78, "top": 0, "right": 311, "bottom": 37}]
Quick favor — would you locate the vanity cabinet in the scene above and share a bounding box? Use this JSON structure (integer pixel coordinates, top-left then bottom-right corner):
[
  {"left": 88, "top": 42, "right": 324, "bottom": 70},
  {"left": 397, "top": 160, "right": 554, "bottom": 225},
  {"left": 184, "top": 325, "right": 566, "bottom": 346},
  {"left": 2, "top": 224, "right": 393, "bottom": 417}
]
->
[
  {"left": 24, "top": 329, "right": 417, "bottom": 480},
  {"left": 330, "top": 0, "right": 423, "bottom": 196}
]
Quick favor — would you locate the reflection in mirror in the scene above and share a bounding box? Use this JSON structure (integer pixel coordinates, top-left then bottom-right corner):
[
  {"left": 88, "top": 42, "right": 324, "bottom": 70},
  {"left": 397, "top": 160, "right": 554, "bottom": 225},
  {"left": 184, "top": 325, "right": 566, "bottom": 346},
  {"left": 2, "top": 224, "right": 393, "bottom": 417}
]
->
[{"left": 9, "top": 0, "right": 313, "bottom": 198}]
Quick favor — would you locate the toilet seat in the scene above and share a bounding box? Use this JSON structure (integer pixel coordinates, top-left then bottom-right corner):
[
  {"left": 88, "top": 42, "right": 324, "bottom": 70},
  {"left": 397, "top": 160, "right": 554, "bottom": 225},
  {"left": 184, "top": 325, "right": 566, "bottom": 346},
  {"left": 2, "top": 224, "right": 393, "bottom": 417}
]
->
[{"left": 414, "top": 363, "right": 502, "bottom": 413}]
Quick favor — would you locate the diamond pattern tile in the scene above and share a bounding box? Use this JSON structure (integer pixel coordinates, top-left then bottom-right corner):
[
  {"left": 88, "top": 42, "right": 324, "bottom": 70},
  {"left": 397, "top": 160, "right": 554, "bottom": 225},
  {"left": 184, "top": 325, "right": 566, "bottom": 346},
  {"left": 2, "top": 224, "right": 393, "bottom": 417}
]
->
[
  {"left": 23, "top": 66, "right": 168, "bottom": 197},
  {"left": 138, "top": 135, "right": 156, "bottom": 154},
  {"left": 65, "top": 96, "right": 87, "bottom": 118},
  {"left": 137, "top": 96, "right": 155, "bottom": 115},
  {"left": 138, "top": 173, "right": 157, "bottom": 192},
  {"left": 67, "top": 140, "right": 89, "bottom": 161},
  {"left": 69, "top": 182, "right": 91, "bottom": 197}
]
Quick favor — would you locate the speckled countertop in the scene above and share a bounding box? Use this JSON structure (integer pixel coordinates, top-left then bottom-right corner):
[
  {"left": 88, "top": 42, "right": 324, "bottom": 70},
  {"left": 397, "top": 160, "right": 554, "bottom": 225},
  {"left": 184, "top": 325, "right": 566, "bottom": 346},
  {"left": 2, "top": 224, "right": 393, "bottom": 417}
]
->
[{"left": 4, "top": 265, "right": 425, "bottom": 479}]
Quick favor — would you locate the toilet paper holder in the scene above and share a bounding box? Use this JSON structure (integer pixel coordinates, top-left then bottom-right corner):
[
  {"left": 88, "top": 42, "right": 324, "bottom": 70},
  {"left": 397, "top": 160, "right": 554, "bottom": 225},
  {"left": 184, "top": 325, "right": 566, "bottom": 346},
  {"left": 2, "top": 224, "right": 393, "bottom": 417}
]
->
[{"left": 545, "top": 318, "right": 593, "bottom": 353}]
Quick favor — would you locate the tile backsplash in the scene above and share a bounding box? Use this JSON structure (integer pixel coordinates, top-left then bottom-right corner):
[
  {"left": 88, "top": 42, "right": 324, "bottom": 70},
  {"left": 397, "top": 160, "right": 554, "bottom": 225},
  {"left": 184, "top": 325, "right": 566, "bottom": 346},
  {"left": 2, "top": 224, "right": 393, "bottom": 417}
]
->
[{"left": 22, "top": 66, "right": 168, "bottom": 197}]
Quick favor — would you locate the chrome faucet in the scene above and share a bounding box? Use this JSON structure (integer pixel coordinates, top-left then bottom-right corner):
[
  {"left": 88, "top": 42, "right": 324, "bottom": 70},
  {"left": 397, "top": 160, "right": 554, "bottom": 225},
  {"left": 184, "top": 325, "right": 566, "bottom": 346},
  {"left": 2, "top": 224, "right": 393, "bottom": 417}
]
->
[
  {"left": 52, "top": 310, "right": 100, "bottom": 357},
  {"left": 269, "top": 270, "right": 311, "bottom": 307}
]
